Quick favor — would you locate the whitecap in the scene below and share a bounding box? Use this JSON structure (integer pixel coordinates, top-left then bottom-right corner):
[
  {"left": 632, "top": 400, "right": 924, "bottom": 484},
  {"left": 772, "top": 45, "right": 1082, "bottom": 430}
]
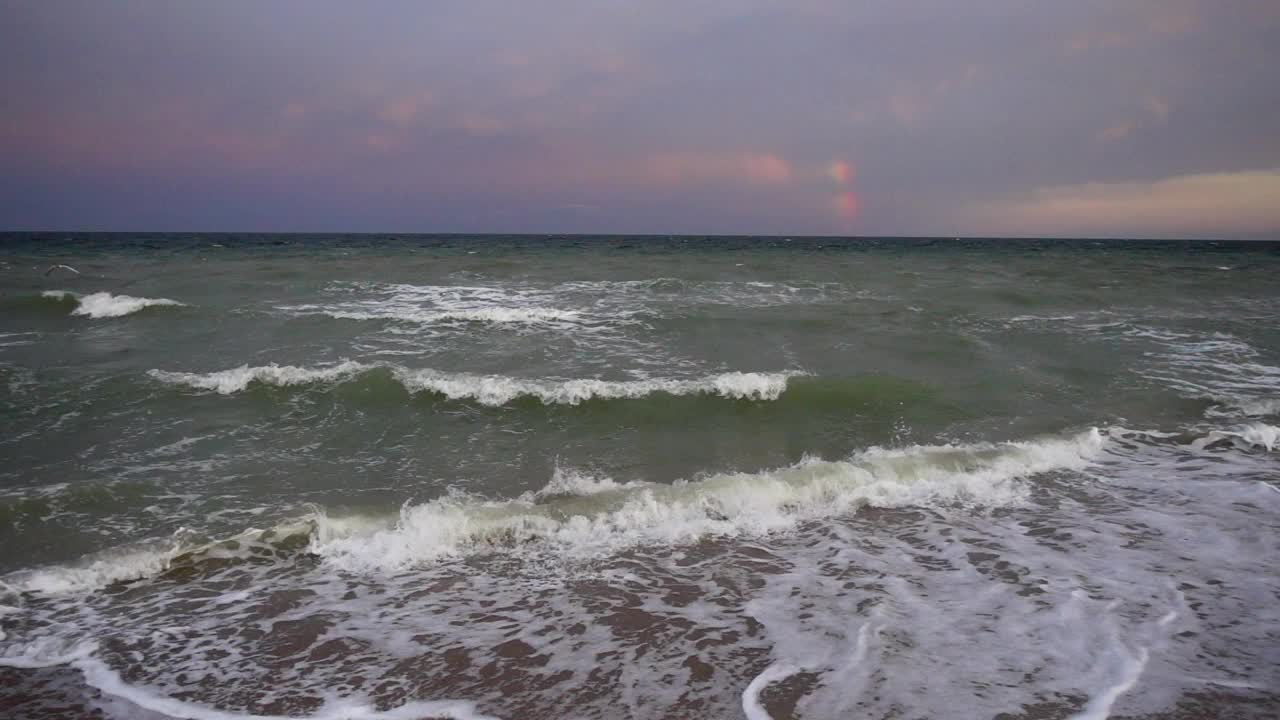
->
[
  {"left": 45, "top": 290, "right": 185, "bottom": 318},
  {"left": 392, "top": 367, "right": 795, "bottom": 405},
  {"left": 310, "top": 428, "right": 1107, "bottom": 571},
  {"left": 148, "top": 361, "right": 373, "bottom": 395},
  {"left": 149, "top": 361, "right": 800, "bottom": 404}
]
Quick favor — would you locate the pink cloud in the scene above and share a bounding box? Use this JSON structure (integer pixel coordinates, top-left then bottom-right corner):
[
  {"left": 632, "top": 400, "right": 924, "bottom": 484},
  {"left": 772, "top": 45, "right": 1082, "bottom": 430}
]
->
[
  {"left": 646, "top": 152, "right": 792, "bottom": 186},
  {"left": 834, "top": 191, "right": 859, "bottom": 220},
  {"left": 456, "top": 115, "right": 506, "bottom": 135},
  {"left": 954, "top": 169, "right": 1280, "bottom": 237},
  {"left": 374, "top": 90, "right": 435, "bottom": 128},
  {"left": 827, "top": 160, "right": 854, "bottom": 185}
]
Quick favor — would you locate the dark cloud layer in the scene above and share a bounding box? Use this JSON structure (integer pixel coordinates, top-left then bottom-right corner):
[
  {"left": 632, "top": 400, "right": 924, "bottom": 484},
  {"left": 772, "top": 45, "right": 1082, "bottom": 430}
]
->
[{"left": 2, "top": 1, "right": 1277, "bottom": 236}]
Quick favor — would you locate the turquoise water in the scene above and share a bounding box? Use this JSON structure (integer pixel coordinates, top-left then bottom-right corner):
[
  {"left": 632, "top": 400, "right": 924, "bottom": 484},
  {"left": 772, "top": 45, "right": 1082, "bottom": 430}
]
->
[{"left": 1, "top": 235, "right": 1278, "bottom": 719}]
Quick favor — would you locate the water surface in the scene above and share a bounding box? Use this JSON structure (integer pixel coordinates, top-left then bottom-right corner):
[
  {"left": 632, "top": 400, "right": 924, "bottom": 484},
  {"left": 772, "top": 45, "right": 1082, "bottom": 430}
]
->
[{"left": 1, "top": 235, "right": 1278, "bottom": 719}]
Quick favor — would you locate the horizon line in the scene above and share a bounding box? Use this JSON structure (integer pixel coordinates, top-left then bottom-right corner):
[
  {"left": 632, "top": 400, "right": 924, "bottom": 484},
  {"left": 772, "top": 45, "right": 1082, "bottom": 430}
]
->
[{"left": 2, "top": 230, "right": 1277, "bottom": 243}]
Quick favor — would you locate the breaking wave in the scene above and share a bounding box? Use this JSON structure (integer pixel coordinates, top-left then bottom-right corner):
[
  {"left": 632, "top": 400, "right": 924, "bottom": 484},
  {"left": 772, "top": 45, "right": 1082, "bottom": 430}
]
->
[
  {"left": 0, "top": 521, "right": 315, "bottom": 596},
  {"left": 11, "top": 423, "right": 1269, "bottom": 599},
  {"left": 42, "top": 290, "right": 184, "bottom": 318},
  {"left": 279, "top": 282, "right": 611, "bottom": 332},
  {"left": 148, "top": 361, "right": 371, "bottom": 394},
  {"left": 310, "top": 428, "right": 1108, "bottom": 571},
  {"left": 2, "top": 429, "right": 1108, "bottom": 595},
  {"left": 147, "top": 362, "right": 798, "bottom": 404},
  {"left": 1190, "top": 422, "right": 1279, "bottom": 452},
  {"left": 1205, "top": 397, "right": 1280, "bottom": 419}
]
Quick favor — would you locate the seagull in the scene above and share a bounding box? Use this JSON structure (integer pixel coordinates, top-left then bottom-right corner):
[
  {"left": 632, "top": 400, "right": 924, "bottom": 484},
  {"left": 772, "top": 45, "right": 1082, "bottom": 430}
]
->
[{"left": 44, "top": 264, "right": 81, "bottom": 276}]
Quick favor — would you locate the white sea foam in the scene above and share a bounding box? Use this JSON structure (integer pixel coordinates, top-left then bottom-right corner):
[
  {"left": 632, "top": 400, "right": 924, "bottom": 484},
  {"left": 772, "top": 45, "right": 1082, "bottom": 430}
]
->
[
  {"left": 75, "top": 654, "right": 502, "bottom": 720},
  {"left": 283, "top": 278, "right": 859, "bottom": 336},
  {"left": 148, "top": 361, "right": 373, "bottom": 395},
  {"left": 1135, "top": 329, "right": 1280, "bottom": 419},
  {"left": 393, "top": 367, "right": 795, "bottom": 405},
  {"left": 520, "top": 465, "right": 639, "bottom": 501},
  {"left": 5, "top": 424, "right": 1274, "bottom": 718},
  {"left": 148, "top": 361, "right": 798, "bottom": 404},
  {"left": 5, "top": 543, "right": 182, "bottom": 595},
  {"left": 45, "top": 291, "right": 185, "bottom": 318},
  {"left": 1191, "top": 422, "right": 1280, "bottom": 452},
  {"left": 742, "top": 662, "right": 802, "bottom": 720},
  {"left": 0, "top": 644, "right": 499, "bottom": 719},
  {"left": 282, "top": 282, "right": 594, "bottom": 331},
  {"left": 1206, "top": 397, "right": 1280, "bottom": 418},
  {"left": 310, "top": 429, "right": 1107, "bottom": 571},
  {"left": 0, "top": 638, "right": 99, "bottom": 669},
  {"left": 316, "top": 306, "right": 582, "bottom": 326},
  {"left": 1, "top": 523, "right": 316, "bottom": 596},
  {"left": 1066, "top": 647, "right": 1151, "bottom": 720}
]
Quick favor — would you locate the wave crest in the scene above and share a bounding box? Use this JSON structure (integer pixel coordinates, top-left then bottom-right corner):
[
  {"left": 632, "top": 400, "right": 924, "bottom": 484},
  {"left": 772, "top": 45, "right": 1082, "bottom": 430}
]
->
[
  {"left": 311, "top": 429, "right": 1107, "bottom": 571},
  {"left": 3, "top": 429, "right": 1108, "bottom": 595},
  {"left": 393, "top": 367, "right": 793, "bottom": 405},
  {"left": 44, "top": 290, "right": 184, "bottom": 318},
  {"left": 148, "top": 362, "right": 798, "bottom": 404},
  {"left": 1191, "top": 422, "right": 1279, "bottom": 452},
  {"left": 148, "top": 361, "right": 371, "bottom": 395}
]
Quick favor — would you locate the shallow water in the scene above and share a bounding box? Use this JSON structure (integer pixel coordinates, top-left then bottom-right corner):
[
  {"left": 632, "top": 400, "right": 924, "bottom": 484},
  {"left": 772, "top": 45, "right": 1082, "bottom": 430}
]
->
[{"left": 1, "top": 235, "right": 1278, "bottom": 719}]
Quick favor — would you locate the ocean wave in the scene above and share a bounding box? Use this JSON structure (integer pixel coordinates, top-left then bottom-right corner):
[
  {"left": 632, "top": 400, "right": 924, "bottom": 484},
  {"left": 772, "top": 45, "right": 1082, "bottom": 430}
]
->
[
  {"left": 1135, "top": 330, "right": 1280, "bottom": 420},
  {"left": 393, "top": 367, "right": 794, "bottom": 405},
  {"left": 23, "top": 423, "right": 1268, "bottom": 597},
  {"left": 1107, "top": 423, "right": 1280, "bottom": 456},
  {"left": 147, "top": 362, "right": 798, "bottom": 404},
  {"left": 148, "top": 361, "right": 372, "bottom": 395},
  {"left": 3, "top": 539, "right": 186, "bottom": 595},
  {"left": 281, "top": 282, "right": 606, "bottom": 331},
  {"left": 0, "top": 523, "right": 313, "bottom": 596},
  {"left": 42, "top": 290, "right": 185, "bottom": 318},
  {"left": 521, "top": 465, "right": 642, "bottom": 501},
  {"left": 1205, "top": 397, "right": 1280, "bottom": 418},
  {"left": 281, "top": 278, "right": 859, "bottom": 332},
  {"left": 1191, "top": 422, "right": 1279, "bottom": 452},
  {"left": 2, "top": 429, "right": 1107, "bottom": 595},
  {"left": 310, "top": 428, "right": 1108, "bottom": 571}
]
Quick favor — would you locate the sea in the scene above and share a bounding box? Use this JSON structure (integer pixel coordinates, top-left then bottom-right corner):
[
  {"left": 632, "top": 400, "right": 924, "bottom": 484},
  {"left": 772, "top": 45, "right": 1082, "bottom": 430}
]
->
[{"left": 0, "top": 234, "right": 1277, "bottom": 720}]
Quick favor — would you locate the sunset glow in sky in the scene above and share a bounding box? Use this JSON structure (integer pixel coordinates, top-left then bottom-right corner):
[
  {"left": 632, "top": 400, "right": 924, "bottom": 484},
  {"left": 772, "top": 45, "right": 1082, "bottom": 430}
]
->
[{"left": 2, "top": 1, "right": 1278, "bottom": 236}]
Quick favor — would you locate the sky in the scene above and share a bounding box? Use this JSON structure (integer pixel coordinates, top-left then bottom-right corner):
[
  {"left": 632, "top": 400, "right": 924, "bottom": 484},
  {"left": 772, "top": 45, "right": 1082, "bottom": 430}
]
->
[{"left": 2, "top": 1, "right": 1278, "bottom": 237}]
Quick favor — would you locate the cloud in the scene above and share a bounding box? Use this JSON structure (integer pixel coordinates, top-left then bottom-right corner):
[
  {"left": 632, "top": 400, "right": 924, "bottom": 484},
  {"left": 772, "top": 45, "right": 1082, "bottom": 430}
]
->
[
  {"left": 1094, "top": 94, "right": 1171, "bottom": 143},
  {"left": 888, "top": 93, "right": 922, "bottom": 128},
  {"left": 456, "top": 115, "right": 505, "bottom": 135},
  {"left": 1065, "top": 0, "right": 1201, "bottom": 54},
  {"left": 833, "top": 191, "right": 859, "bottom": 221},
  {"left": 826, "top": 160, "right": 854, "bottom": 185},
  {"left": 954, "top": 169, "right": 1280, "bottom": 237},
  {"left": 2, "top": 1, "right": 1277, "bottom": 235},
  {"left": 645, "top": 152, "right": 793, "bottom": 187},
  {"left": 378, "top": 94, "right": 432, "bottom": 126},
  {"left": 1143, "top": 95, "right": 1170, "bottom": 122},
  {"left": 1097, "top": 121, "right": 1137, "bottom": 143}
]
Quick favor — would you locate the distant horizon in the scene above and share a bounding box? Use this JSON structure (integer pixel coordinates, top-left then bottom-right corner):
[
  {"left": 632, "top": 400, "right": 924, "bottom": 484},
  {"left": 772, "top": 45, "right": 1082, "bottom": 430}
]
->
[{"left": 3, "top": 230, "right": 1277, "bottom": 243}]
